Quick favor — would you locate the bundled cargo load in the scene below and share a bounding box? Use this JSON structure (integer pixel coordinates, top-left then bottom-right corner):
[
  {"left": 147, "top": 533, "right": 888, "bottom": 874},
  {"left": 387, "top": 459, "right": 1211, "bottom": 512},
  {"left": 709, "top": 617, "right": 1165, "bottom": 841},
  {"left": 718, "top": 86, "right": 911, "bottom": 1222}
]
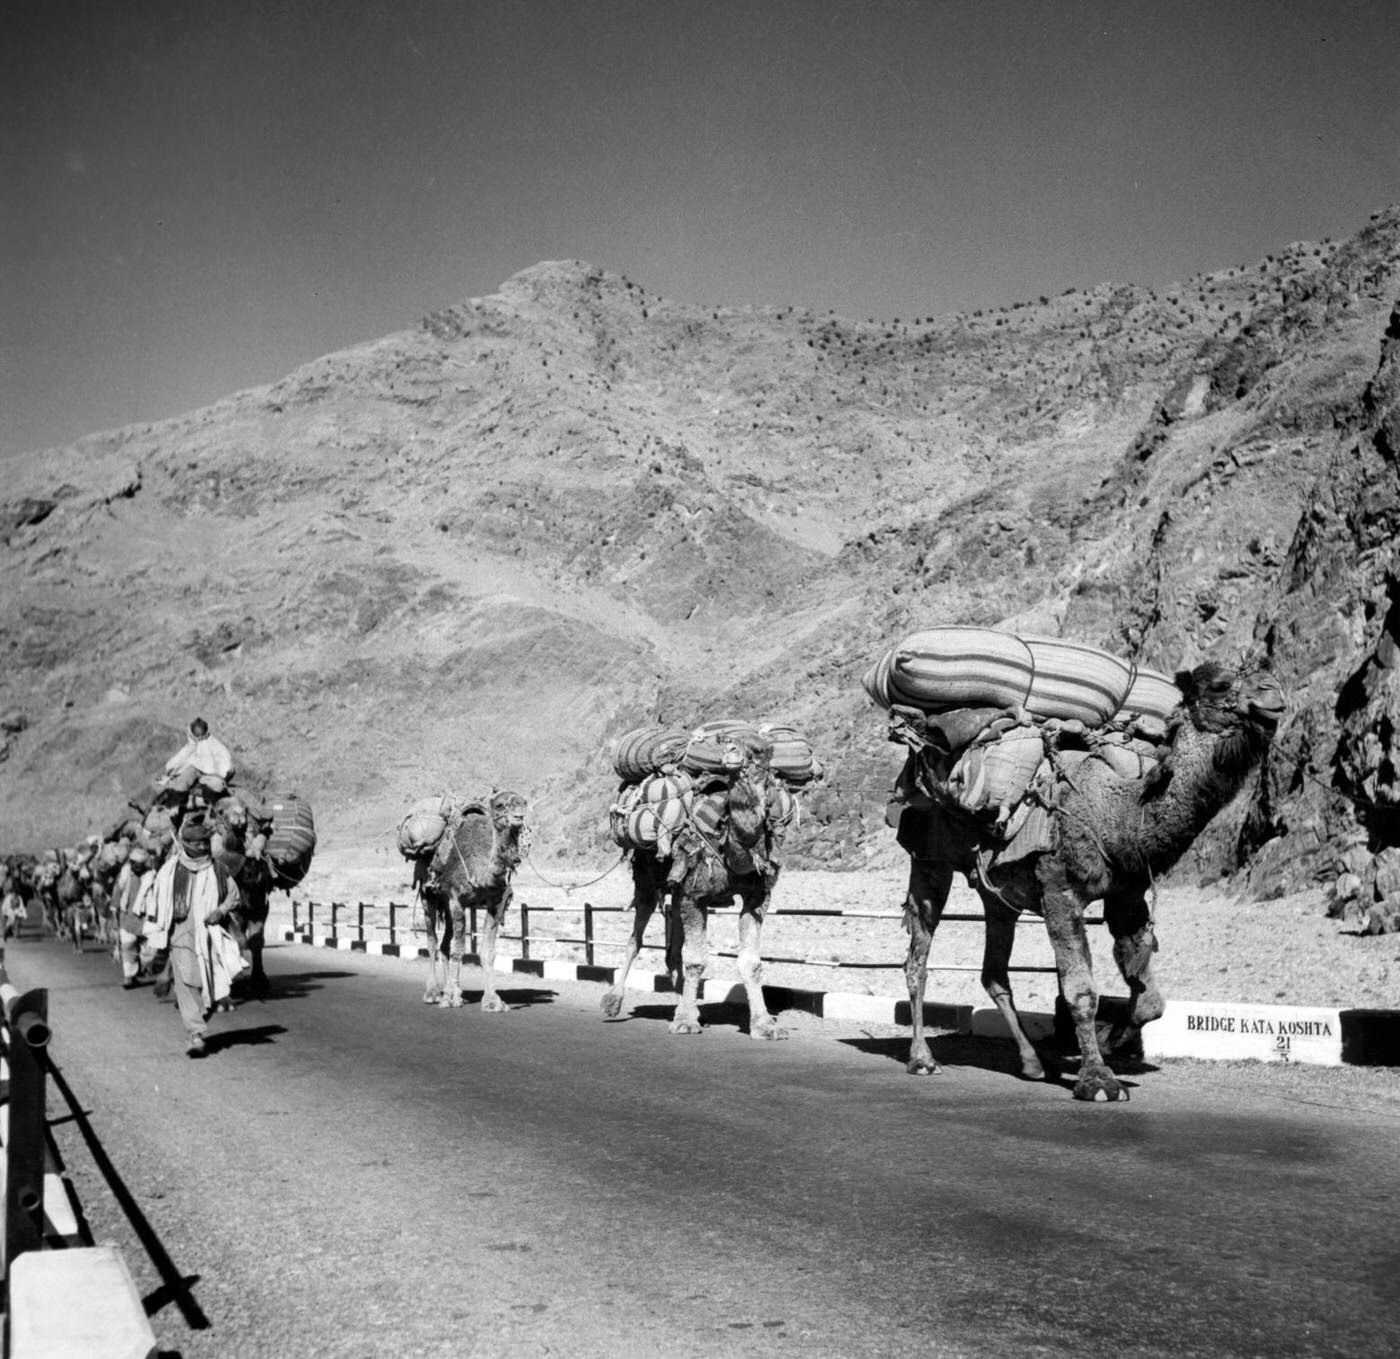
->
[
  {"left": 680, "top": 719, "right": 768, "bottom": 775},
  {"left": 397, "top": 795, "right": 457, "bottom": 860},
  {"left": 862, "top": 625, "right": 1181, "bottom": 728},
  {"left": 608, "top": 714, "right": 816, "bottom": 858},
  {"left": 758, "top": 721, "right": 820, "bottom": 785},
  {"left": 265, "top": 791, "right": 317, "bottom": 888},
  {"left": 612, "top": 725, "right": 691, "bottom": 783},
  {"left": 609, "top": 770, "right": 700, "bottom": 851},
  {"left": 946, "top": 725, "right": 1046, "bottom": 829}
]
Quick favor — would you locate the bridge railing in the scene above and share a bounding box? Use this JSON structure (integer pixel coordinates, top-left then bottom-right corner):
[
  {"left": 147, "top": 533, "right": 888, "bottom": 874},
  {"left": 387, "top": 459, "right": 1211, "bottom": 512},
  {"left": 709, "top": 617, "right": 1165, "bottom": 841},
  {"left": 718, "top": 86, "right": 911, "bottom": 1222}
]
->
[
  {"left": 1, "top": 964, "right": 156, "bottom": 1357},
  {"left": 286, "top": 897, "right": 1103, "bottom": 979}
]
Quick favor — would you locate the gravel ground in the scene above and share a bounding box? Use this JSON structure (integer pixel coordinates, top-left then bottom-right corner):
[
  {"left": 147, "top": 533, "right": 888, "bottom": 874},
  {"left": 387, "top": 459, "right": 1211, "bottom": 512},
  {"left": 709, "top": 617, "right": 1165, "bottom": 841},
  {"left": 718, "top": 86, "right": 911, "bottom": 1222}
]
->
[{"left": 288, "top": 844, "right": 1400, "bottom": 1013}]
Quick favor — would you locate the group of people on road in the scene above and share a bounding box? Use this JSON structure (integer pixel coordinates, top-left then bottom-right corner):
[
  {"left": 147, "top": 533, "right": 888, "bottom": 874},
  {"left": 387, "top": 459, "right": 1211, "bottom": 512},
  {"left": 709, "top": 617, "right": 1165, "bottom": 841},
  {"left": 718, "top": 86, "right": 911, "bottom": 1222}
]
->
[{"left": 4, "top": 716, "right": 279, "bottom": 1059}]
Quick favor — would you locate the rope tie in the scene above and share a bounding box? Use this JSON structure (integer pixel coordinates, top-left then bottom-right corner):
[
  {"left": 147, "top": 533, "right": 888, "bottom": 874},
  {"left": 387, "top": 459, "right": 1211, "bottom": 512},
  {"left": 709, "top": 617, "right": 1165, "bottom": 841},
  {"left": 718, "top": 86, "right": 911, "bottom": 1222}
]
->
[{"left": 523, "top": 850, "right": 627, "bottom": 893}]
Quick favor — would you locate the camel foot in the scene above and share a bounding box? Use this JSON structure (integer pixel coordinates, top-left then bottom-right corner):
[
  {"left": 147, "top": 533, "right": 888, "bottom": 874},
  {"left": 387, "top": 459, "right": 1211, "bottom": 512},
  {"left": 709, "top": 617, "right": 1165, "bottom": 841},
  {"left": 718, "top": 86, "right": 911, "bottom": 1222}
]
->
[
  {"left": 423, "top": 987, "right": 442, "bottom": 1005},
  {"left": 906, "top": 1056, "right": 943, "bottom": 1076},
  {"left": 439, "top": 989, "right": 464, "bottom": 1009},
  {"left": 749, "top": 1019, "right": 788, "bottom": 1041},
  {"left": 600, "top": 991, "right": 624, "bottom": 1020},
  {"left": 1073, "top": 1065, "right": 1128, "bottom": 1102},
  {"left": 667, "top": 1016, "right": 705, "bottom": 1036},
  {"left": 1018, "top": 1056, "right": 1048, "bottom": 1082},
  {"left": 480, "top": 994, "right": 509, "bottom": 1014}
]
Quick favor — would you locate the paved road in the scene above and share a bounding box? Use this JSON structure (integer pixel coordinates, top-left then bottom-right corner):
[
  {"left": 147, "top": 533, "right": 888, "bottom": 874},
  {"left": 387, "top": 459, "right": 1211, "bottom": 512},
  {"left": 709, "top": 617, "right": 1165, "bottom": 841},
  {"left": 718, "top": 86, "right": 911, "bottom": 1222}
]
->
[{"left": 6, "top": 932, "right": 1400, "bottom": 1359}]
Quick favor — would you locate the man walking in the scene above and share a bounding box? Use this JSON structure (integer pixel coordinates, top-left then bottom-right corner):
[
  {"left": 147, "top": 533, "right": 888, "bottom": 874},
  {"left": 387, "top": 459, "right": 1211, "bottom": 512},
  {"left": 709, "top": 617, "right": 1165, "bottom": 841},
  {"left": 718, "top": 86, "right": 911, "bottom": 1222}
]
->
[
  {"left": 144, "top": 819, "right": 246, "bottom": 1057},
  {"left": 112, "top": 845, "right": 155, "bottom": 987}
]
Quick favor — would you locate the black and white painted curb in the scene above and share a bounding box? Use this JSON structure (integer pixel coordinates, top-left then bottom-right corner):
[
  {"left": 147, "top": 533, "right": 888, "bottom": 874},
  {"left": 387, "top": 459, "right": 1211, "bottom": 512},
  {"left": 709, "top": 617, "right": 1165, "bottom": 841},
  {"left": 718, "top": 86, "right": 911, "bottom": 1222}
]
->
[{"left": 280, "top": 928, "right": 1400, "bottom": 1068}]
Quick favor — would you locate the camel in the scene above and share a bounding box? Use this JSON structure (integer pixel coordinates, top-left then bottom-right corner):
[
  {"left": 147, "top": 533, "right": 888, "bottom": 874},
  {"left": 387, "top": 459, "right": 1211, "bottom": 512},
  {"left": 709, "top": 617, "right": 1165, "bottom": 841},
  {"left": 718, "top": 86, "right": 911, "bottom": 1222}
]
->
[
  {"left": 894, "top": 660, "right": 1285, "bottom": 1102},
  {"left": 419, "top": 790, "right": 530, "bottom": 1011},
  {"left": 52, "top": 859, "right": 93, "bottom": 951},
  {"left": 601, "top": 737, "right": 790, "bottom": 1039}
]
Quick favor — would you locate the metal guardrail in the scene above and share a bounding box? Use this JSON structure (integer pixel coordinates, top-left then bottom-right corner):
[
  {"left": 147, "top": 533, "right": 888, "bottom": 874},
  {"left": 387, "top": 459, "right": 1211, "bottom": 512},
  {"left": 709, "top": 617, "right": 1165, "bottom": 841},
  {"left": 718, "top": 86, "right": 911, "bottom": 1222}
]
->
[
  {"left": 287, "top": 898, "right": 1105, "bottom": 977},
  {"left": 1, "top": 970, "right": 52, "bottom": 1286}
]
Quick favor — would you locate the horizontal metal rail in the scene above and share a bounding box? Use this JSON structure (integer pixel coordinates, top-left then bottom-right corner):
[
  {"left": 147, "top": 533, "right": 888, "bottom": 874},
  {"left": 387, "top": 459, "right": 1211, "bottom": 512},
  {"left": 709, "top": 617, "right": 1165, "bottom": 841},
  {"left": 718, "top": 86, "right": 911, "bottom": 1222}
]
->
[{"left": 287, "top": 898, "right": 1102, "bottom": 977}]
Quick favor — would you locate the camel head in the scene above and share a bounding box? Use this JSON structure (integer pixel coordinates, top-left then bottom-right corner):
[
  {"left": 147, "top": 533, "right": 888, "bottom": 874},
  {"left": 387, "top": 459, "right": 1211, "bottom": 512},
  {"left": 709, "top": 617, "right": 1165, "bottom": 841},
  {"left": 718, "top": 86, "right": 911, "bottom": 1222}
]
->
[
  {"left": 1173, "top": 661, "right": 1286, "bottom": 737},
  {"left": 1143, "top": 661, "right": 1285, "bottom": 802},
  {"left": 488, "top": 789, "right": 530, "bottom": 841}
]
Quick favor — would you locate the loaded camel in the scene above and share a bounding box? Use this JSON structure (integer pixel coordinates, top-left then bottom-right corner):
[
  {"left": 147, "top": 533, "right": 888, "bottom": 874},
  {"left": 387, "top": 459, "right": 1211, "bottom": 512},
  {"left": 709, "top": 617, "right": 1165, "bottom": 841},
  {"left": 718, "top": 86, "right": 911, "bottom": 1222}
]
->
[
  {"left": 601, "top": 732, "right": 790, "bottom": 1040},
  {"left": 40, "top": 855, "right": 93, "bottom": 951},
  {"left": 420, "top": 790, "right": 530, "bottom": 1012},
  {"left": 895, "top": 661, "right": 1285, "bottom": 1102}
]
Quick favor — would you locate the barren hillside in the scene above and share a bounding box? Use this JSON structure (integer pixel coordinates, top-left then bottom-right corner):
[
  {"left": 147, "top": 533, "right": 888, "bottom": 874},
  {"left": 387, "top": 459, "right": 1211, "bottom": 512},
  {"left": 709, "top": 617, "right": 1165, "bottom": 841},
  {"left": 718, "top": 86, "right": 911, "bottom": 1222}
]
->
[{"left": 4, "top": 205, "right": 1400, "bottom": 915}]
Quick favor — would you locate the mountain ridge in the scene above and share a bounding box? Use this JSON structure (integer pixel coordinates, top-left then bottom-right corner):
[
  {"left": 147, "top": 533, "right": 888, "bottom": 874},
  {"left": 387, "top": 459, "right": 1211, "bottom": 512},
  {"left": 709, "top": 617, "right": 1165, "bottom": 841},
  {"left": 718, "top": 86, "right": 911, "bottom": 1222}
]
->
[{"left": 4, "top": 205, "right": 1400, "bottom": 917}]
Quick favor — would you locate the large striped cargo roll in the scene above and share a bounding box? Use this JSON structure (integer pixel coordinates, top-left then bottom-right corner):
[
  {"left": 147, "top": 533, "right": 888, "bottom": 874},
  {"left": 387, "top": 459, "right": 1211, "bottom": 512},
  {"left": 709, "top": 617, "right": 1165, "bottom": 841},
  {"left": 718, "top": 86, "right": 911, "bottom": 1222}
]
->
[
  {"left": 1118, "top": 667, "right": 1182, "bottom": 724},
  {"left": 862, "top": 626, "right": 1177, "bottom": 727},
  {"left": 612, "top": 725, "right": 691, "bottom": 783},
  {"left": 758, "top": 722, "right": 818, "bottom": 785},
  {"left": 1016, "top": 635, "right": 1135, "bottom": 725},
  {"left": 266, "top": 792, "right": 317, "bottom": 887}
]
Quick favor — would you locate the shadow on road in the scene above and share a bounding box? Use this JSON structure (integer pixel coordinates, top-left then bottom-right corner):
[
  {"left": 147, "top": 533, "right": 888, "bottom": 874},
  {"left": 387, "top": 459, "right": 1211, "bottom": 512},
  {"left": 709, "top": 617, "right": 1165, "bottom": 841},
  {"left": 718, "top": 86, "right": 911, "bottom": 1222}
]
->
[
  {"left": 43, "top": 1058, "right": 211, "bottom": 1332},
  {"left": 235, "top": 969, "right": 356, "bottom": 1003},
  {"left": 613, "top": 999, "right": 759, "bottom": 1032},
  {"left": 201, "top": 1024, "right": 287, "bottom": 1055},
  {"left": 456, "top": 985, "right": 557, "bottom": 1009}
]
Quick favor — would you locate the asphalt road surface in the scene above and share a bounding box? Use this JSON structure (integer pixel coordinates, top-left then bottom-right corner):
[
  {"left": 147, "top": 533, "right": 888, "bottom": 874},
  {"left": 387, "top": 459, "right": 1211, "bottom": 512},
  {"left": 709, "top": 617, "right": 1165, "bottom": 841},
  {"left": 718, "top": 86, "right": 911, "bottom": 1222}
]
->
[{"left": 6, "top": 931, "right": 1399, "bottom": 1359}]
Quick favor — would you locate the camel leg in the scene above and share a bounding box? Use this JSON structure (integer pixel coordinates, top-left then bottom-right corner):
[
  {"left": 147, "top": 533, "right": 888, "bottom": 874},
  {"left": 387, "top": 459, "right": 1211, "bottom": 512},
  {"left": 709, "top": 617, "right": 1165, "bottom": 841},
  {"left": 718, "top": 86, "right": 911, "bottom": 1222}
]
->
[
  {"left": 667, "top": 895, "right": 707, "bottom": 1035},
  {"left": 737, "top": 882, "right": 786, "bottom": 1041},
  {"left": 1102, "top": 890, "right": 1165, "bottom": 1062},
  {"left": 602, "top": 871, "right": 659, "bottom": 1020},
  {"left": 1040, "top": 867, "right": 1125, "bottom": 1102},
  {"left": 980, "top": 898, "right": 1046, "bottom": 1081},
  {"left": 422, "top": 900, "right": 444, "bottom": 1003},
  {"left": 904, "top": 856, "right": 951, "bottom": 1075},
  {"left": 441, "top": 897, "right": 466, "bottom": 1008},
  {"left": 478, "top": 890, "right": 510, "bottom": 1013}
]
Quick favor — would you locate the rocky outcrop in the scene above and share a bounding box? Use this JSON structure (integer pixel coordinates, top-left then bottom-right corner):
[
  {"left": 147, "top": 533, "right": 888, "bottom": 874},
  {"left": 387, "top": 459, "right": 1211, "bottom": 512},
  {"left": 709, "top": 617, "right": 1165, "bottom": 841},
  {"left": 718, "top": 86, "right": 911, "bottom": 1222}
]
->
[{"left": 2, "top": 206, "right": 1400, "bottom": 924}]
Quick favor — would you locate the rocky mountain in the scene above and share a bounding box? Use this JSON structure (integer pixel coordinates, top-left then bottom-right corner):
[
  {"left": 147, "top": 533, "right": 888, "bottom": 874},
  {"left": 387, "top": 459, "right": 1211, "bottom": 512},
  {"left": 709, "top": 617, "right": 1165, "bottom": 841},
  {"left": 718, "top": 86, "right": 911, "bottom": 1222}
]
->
[{"left": 4, "top": 204, "right": 1400, "bottom": 918}]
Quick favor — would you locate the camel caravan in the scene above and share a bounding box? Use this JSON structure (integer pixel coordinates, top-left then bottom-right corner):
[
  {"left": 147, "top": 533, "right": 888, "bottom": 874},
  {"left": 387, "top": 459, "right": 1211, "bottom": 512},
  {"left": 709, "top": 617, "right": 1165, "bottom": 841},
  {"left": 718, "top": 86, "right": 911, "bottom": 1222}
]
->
[
  {"left": 390, "top": 625, "right": 1281, "bottom": 1102},
  {"left": 5, "top": 717, "right": 317, "bottom": 996}
]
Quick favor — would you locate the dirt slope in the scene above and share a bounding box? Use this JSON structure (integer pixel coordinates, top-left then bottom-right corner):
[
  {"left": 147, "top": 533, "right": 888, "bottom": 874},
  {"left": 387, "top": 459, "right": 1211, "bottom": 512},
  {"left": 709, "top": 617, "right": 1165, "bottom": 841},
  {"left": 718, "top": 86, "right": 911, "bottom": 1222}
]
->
[{"left": 4, "top": 207, "right": 1400, "bottom": 924}]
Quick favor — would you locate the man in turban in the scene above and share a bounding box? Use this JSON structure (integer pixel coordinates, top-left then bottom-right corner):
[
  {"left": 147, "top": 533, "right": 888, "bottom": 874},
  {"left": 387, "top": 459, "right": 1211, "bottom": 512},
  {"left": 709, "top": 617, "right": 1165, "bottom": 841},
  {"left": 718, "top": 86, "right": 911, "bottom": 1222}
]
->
[{"left": 144, "top": 819, "right": 246, "bottom": 1057}]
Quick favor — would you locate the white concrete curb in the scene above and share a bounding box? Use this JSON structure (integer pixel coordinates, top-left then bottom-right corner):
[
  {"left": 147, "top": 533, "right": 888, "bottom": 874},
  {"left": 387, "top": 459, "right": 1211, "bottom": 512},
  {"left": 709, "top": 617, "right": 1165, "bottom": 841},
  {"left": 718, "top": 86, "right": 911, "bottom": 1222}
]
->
[{"left": 279, "top": 929, "right": 1399, "bottom": 1067}]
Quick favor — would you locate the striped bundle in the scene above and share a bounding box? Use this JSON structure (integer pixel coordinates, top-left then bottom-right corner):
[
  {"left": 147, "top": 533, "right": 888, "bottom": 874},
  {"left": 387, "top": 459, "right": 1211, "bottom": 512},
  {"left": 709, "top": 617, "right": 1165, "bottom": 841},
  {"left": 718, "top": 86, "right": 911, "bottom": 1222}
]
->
[
  {"left": 862, "top": 626, "right": 1181, "bottom": 727},
  {"left": 611, "top": 725, "right": 692, "bottom": 783},
  {"left": 610, "top": 772, "right": 723, "bottom": 851},
  {"left": 266, "top": 792, "right": 317, "bottom": 886},
  {"left": 758, "top": 722, "right": 820, "bottom": 785},
  {"left": 681, "top": 719, "right": 766, "bottom": 775}
]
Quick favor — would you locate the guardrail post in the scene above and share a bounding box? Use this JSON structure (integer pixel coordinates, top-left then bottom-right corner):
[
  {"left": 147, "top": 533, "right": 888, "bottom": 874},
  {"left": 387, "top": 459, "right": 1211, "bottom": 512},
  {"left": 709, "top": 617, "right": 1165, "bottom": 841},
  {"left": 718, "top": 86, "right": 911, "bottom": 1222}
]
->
[
  {"left": 584, "top": 901, "right": 595, "bottom": 967},
  {"left": 2, "top": 980, "right": 52, "bottom": 1270},
  {"left": 357, "top": 902, "right": 369, "bottom": 941},
  {"left": 387, "top": 901, "right": 396, "bottom": 945},
  {"left": 291, "top": 898, "right": 300, "bottom": 931},
  {"left": 520, "top": 901, "right": 530, "bottom": 961}
]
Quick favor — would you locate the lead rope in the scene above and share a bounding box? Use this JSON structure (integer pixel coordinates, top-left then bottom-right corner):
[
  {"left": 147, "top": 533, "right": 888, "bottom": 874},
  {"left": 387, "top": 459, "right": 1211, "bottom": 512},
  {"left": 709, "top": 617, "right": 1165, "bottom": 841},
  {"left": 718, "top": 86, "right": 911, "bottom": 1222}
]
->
[{"left": 523, "top": 850, "right": 628, "bottom": 893}]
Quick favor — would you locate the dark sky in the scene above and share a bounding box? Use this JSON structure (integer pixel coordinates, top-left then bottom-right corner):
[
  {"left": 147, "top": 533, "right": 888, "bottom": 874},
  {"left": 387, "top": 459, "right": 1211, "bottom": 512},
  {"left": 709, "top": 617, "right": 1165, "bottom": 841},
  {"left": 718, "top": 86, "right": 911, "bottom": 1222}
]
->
[{"left": 3, "top": 0, "right": 1398, "bottom": 459}]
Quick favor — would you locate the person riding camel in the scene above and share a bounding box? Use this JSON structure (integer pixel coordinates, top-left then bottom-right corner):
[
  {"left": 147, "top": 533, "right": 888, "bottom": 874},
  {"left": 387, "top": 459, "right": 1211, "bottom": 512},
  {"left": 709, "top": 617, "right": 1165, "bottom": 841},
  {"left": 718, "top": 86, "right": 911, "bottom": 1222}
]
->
[{"left": 154, "top": 717, "right": 235, "bottom": 820}]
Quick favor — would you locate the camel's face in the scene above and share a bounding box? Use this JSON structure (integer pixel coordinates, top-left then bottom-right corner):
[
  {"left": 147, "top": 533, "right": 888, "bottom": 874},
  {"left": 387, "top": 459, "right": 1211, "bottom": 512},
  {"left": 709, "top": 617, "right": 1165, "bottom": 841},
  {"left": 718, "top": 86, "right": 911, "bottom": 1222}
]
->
[
  {"left": 1242, "top": 671, "right": 1287, "bottom": 730},
  {"left": 490, "top": 790, "right": 529, "bottom": 833},
  {"left": 1177, "top": 663, "right": 1285, "bottom": 736}
]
